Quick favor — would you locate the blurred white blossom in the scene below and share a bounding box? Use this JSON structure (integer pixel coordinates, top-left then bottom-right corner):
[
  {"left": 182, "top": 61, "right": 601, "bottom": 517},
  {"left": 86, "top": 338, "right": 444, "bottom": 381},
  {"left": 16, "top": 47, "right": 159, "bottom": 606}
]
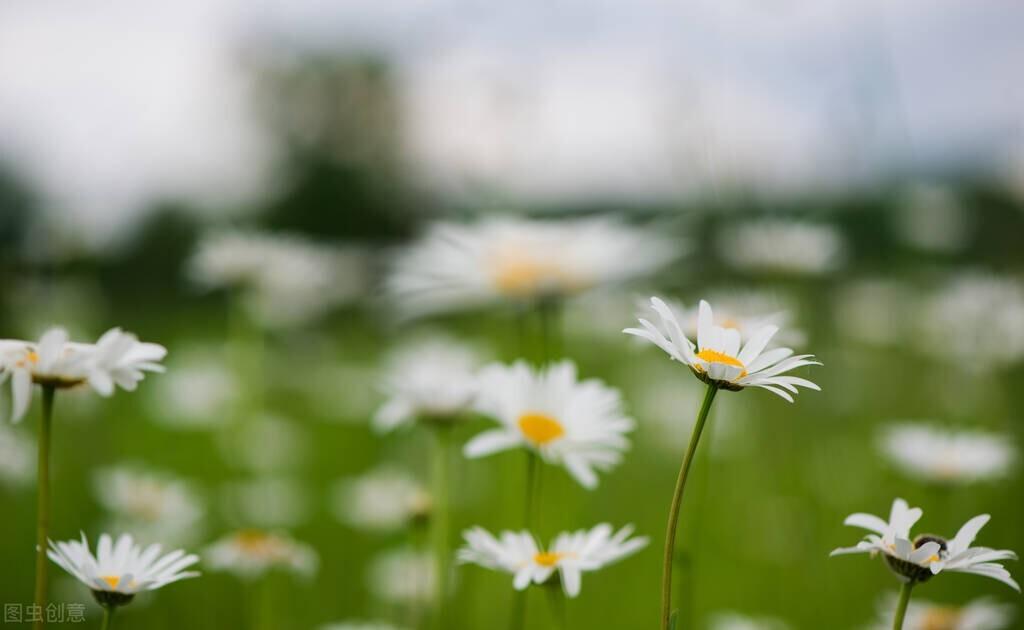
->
[
  {"left": 149, "top": 348, "right": 239, "bottom": 430},
  {"left": 205, "top": 529, "right": 318, "bottom": 580},
  {"left": 870, "top": 595, "right": 1014, "bottom": 630},
  {"left": 368, "top": 547, "right": 436, "bottom": 606},
  {"left": 387, "top": 217, "right": 678, "bottom": 317},
  {"left": 330, "top": 467, "right": 431, "bottom": 533},
  {"left": 715, "top": 219, "right": 845, "bottom": 275},
  {"left": 917, "top": 273, "right": 1024, "bottom": 371},
  {"left": 708, "top": 611, "right": 792, "bottom": 630},
  {"left": 93, "top": 465, "right": 205, "bottom": 546},
  {"left": 374, "top": 336, "right": 482, "bottom": 432},
  {"left": 880, "top": 423, "right": 1016, "bottom": 484},
  {"left": 188, "top": 230, "right": 368, "bottom": 328},
  {"left": 0, "top": 423, "right": 34, "bottom": 487}
]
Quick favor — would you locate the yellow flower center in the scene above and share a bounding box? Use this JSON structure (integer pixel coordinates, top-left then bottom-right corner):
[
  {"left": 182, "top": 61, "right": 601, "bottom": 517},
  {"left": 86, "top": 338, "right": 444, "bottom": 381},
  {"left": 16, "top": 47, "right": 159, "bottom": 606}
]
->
[
  {"left": 919, "top": 607, "right": 961, "bottom": 630},
  {"left": 101, "top": 575, "right": 121, "bottom": 590},
  {"left": 518, "top": 412, "right": 565, "bottom": 446},
  {"left": 533, "top": 552, "right": 567, "bottom": 567},
  {"left": 16, "top": 351, "right": 39, "bottom": 368},
  {"left": 694, "top": 349, "right": 747, "bottom": 379}
]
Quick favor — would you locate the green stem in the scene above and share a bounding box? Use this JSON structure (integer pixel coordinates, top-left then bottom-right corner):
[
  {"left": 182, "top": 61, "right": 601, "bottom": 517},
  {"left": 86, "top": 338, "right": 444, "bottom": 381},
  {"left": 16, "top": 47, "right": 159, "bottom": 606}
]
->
[
  {"left": 431, "top": 427, "right": 452, "bottom": 630},
  {"left": 660, "top": 383, "right": 718, "bottom": 630},
  {"left": 892, "top": 581, "right": 914, "bottom": 630},
  {"left": 34, "top": 385, "right": 55, "bottom": 630},
  {"left": 99, "top": 606, "right": 114, "bottom": 630},
  {"left": 546, "top": 586, "right": 568, "bottom": 629},
  {"left": 509, "top": 591, "right": 528, "bottom": 630}
]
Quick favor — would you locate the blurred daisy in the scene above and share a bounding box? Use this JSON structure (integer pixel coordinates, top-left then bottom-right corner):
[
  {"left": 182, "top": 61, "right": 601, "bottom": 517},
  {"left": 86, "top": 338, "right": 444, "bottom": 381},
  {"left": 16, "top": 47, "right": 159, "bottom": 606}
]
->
[
  {"left": 149, "top": 349, "right": 238, "bottom": 429},
  {"left": 320, "top": 623, "right": 408, "bottom": 630},
  {"left": 0, "top": 422, "right": 34, "bottom": 487},
  {"left": 457, "top": 523, "right": 647, "bottom": 598},
  {"left": 368, "top": 547, "right": 436, "bottom": 606},
  {"left": 188, "top": 229, "right": 368, "bottom": 328},
  {"left": 0, "top": 327, "right": 166, "bottom": 423},
  {"left": 387, "top": 217, "right": 678, "bottom": 317},
  {"left": 880, "top": 423, "right": 1016, "bottom": 484},
  {"left": 871, "top": 595, "right": 1014, "bottom": 630},
  {"left": 330, "top": 467, "right": 431, "bottom": 532},
  {"left": 463, "top": 360, "right": 634, "bottom": 489},
  {"left": 48, "top": 533, "right": 199, "bottom": 608},
  {"left": 830, "top": 498, "right": 1019, "bottom": 591},
  {"left": 625, "top": 298, "right": 820, "bottom": 401},
  {"left": 205, "top": 530, "right": 317, "bottom": 580},
  {"left": 715, "top": 219, "right": 845, "bottom": 275},
  {"left": 93, "top": 465, "right": 205, "bottom": 545},
  {"left": 708, "top": 611, "right": 791, "bottom": 630},
  {"left": 917, "top": 274, "right": 1024, "bottom": 371},
  {"left": 373, "top": 336, "right": 482, "bottom": 432}
]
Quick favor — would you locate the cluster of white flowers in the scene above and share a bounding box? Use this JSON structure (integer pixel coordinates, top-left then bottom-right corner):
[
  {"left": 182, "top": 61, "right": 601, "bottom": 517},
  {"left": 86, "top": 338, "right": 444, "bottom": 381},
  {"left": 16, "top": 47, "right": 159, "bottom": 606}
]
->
[
  {"left": 879, "top": 423, "right": 1016, "bottom": 484},
  {"left": 204, "top": 530, "right": 318, "bottom": 580},
  {"left": 715, "top": 219, "right": 846, "bottom": 275},
  {"left": 0, "top": 327, "right": 166, "bottom": 423}
]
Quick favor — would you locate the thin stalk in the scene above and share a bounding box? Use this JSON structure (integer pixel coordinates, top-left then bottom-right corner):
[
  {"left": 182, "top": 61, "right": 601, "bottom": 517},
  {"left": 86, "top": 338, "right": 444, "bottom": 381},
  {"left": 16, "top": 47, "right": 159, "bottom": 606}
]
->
[
  {"left": 99, "top": 606, "right": 115, "bottom": 630},
  {"left": 891, "top": 581, "right": 914, "bottom": 630},
  {"left": 659, "top": 383, "right": 718, "bottom": 630},
  {"left": 546, "top": 586, "right": 568, "bottom": 630},
  {"left": 34, "top": 385, "right": 56, "bottom": 630},
  {"left": 431, "top": 427, "right": 452, "bottom": 630},
  {"left": 509, "top": 453, "right": 542, "bottom": 630}
]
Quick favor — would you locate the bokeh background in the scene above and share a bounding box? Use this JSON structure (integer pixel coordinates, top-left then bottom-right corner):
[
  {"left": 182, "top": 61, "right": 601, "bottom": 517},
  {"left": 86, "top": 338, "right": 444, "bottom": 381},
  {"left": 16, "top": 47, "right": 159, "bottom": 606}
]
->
[{"left": 2, "top": 1, "right": 1024, "bottom": 628}]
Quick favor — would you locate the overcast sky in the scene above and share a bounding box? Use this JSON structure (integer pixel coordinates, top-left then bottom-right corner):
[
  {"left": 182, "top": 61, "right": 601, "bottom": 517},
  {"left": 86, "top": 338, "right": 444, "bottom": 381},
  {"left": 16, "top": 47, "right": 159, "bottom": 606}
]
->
[{"left": 0, "top": 0, "right": 1021, "bottom": 247}]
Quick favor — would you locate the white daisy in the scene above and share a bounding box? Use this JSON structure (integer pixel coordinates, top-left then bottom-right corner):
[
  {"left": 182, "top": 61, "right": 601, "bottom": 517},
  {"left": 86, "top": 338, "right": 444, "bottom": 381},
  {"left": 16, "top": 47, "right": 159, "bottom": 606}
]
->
[
  {"left": 188, "top": 229, "right": 368, "bottom": 328},
  {"left": 0, "top": 327, "right": 166, "bottom": 423},
  {"left": 830, "top": 498, "right": 1020, "bottom": 591},
  {"left": 871, "top": 595, "right": 1014, "bottom": 630},
  {"left": 463, "top": 360, "right": 634, "bottom": 490},
  {"left": 373, "top": 336, "right": 482, "bottom": 432},
  {"left": 367, "top": 547, "right": 436, "bottom": 606},
  {"left": 625, "top": 298, "right": 820, "bottom": 400},
  {"left": 93, "top": 466, "right": 205, "bottom": 545},
  {"left": 387, "top": 217, "right": 678, "bottom": 317},
  {"left": 48, "top": 533, "right": 199, "bottom": 607},
  {"left": 457, "top": 523, "right": 648, "bottom": 598},
  {"left": 331, "top": 467, "right": 431, "bottom": 532},
  {"left": 880, "top": 423, "right": 1016, "bottom": 484},
  {"left": 204, "top": 530, "right": 318, "bottom": 580},
  {"left": 715, "top": 219, "right": 845, "bottom": 275}
]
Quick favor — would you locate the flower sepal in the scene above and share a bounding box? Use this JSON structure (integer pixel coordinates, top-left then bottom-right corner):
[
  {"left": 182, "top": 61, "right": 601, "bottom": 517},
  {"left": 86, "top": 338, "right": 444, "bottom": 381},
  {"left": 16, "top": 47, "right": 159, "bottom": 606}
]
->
[{"left": 92, "top": 589, "right": 135, "bottom": 608}]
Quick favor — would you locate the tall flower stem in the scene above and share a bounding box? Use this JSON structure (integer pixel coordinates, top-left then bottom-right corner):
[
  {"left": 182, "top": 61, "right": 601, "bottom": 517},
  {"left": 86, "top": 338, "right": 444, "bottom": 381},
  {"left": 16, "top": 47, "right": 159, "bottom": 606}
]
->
[
  {"left": 891, "top": 581, "right": 914, "bottom": 630},
  {"left": 99, "top": 606, "right": 115, "bottom": 630},
  {"left": 509, "top": 453, "right": 542, "bottom": 630},
  {"left": 659, "top": 383, "right": 718, "bottom": 630},
  {"left": 34, "top": 385, "right": 56, "bottom": 630},
  {"left": 431, "top": 426, "right": 453, "bottom": 630}
]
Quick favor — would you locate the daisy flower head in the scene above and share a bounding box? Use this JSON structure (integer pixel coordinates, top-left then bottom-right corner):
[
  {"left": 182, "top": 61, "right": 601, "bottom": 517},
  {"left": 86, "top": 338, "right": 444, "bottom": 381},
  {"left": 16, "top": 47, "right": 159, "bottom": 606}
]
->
[
  {"left": 0, "top": 327, "right": 166, "bottom": 423},
  {"left": 880, "top": 423, "right": 1016, "bottom": 484},
  {"left": 457, "top": 523, "right": 647, "bottom": 598},
  {"left": 373, "top": 336, "right": 482, "bottom": 432},
  {"left": 871, "top": 595, "right": 1014, "bottom": 630},
  {"left": 48, "top": 533, "right": 199, "bottom": 608},
  {"left": 387, "top": 217, "right": 678, "bottom": 318},
  {"left": 204, "top": 530, "right": 318, "bottom": 580},
  {"left": 463, "top": 360, "right": 634, "bottom": 489},
  {"left": 625, "top": 298, "right": 820, "bottom": 400},
  {"left": 331, "top": 467, "right": 431, "bottom": 532},
  {"left": 708, "top": 611, "right": 792, "bottom": 630},
  {"left": 830, "top": 498, "right": 1019, "bottom": 591}
]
